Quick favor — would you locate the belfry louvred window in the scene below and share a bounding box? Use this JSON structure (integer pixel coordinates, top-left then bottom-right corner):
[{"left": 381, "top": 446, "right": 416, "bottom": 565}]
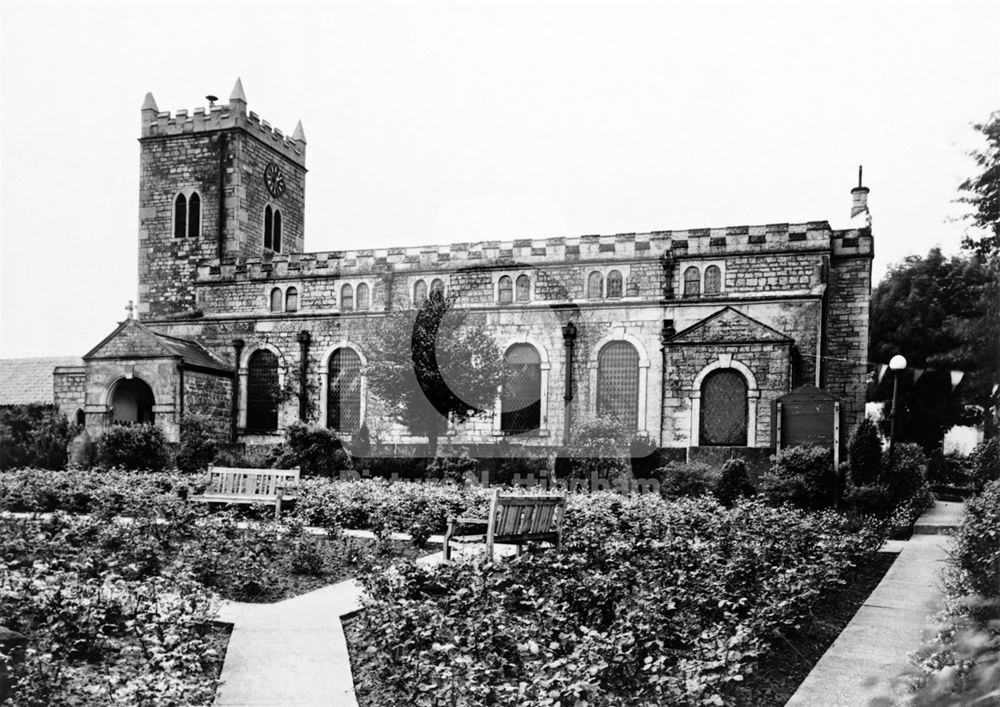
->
[
  {"left": 684, "top": 266, "right": 701, "bottom": 296},
  {"left": 704, "top": 265, "right": 721, "bottom": 295},
  {"left": 356, "top": 283, "right": 370, "bottom": 310},
  {"left": 501, "top": 344, "right": 541, "bottom": 433},
  {"left": 246, "top": 350, "right": 280, "bottom": 432},
  {"left": 328, "top": 348, "right": 362, "bottom": 433},
  {"left": 700, "top": 369, "right": 748, "bottom": 445},
  {"left": 606, "top": 270, "right": 623, "bottom": 298},
  {"left": 515, "top": 275, "right": 530, "bottom": 302},
  {"left": 498, "top": 276, "right": 513, "bottom": 304},
  {"left": 596, "top": 341, "right": 640, "bottom": 429}
]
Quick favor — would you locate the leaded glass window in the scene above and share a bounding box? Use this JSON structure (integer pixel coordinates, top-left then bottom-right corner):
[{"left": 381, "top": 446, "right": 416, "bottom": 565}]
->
[
  {"left": 356, "top": 283, "right": 370, "bottom": 311},
  {"left": 341, "top": 284, "right": 354, "bottom": 312},
  {"left": 414, "top": 280, "right": 427, "bottom": 305},
  {"left": 501, "top": 344, "right": 541, "bottom": 433},
  {"left": 587, "top": 271, "right": 603, "bottom": 299},
  {"left": 700, "top": 369, "right": 748, "bottom": 445},
  {"left": 498, "top": 276, "right": 513, "bottom": 304},
  {"left": 188, "top": 192, "right": 200, "bottom": 238},
  {"left": 273, "top": 209, "right": 282, "bottom": 253},
  {"left": 596, "top": 341, "right": 640, "bottom": 428},
  {"left": 174, "top": 194, "right": 187, "bottom": 238},
  {"left": 607, "top": 270, "right": 623, "bottom": 298},
  {"left": 704, "top": 265, "right": 721, "bottom": 295},
  {"left": 246, "top": 349, "right": 279, "bottom": 432},
  {"left": 328, "top": 348, "right": 362, "bottom": 433},
  {"left": 683, "top": 266, "right": 701, "bottom": 297},
  {"left": 515, "top": 274, "right": 531, "bottom": 302},
  {"left": 269, "top": 287, "right": 282, "bottom": 313},
  {"left": 285, "top": 287, "right": 298, "bottom": 312}
]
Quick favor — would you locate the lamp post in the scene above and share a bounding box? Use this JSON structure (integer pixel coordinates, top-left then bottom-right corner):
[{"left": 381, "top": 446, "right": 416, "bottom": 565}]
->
[{"left": 887, "top": 354, "right": 907, "bottom": 468}]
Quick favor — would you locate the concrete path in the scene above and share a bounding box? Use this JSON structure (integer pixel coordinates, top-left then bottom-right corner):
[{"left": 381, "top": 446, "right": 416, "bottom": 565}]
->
[
  {"left": 785, "top": 500, "right": 966, "bottom": 707},
  {"left": 214, "top": 531, "right": 512, "bottom": 707}
]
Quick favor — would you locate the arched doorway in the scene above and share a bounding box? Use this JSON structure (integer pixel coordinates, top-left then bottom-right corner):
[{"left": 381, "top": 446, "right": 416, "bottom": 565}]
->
[{"left": 110, "top": 377, "right": 155, "bottom": 424}]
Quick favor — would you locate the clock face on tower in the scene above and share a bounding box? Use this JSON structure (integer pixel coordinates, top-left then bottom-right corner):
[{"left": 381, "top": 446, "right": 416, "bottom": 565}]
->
[{"left": 264, "top": 162, "right": 286, "bottom": 198}]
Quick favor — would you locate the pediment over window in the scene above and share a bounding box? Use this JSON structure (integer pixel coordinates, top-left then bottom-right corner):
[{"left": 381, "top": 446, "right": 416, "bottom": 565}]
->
[{"left": 668, "top": 307, "right": 793, "bottom": 345}]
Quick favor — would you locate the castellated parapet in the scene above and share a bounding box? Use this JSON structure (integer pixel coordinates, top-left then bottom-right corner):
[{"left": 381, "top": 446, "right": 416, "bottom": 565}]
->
[{"left": 193, "top": 221, "right": 872, "bottom": 282}]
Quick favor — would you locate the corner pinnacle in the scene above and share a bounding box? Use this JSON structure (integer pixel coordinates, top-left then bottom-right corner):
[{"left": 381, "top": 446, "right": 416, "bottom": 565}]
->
[
  {"left": 230, "top": 77, "right": 247, "bottom": 103},
  {"left": 292, "top": 120, "right": 306, "bottom": 143},
  {"left": 141, "top": 92, "right": 158, "bottom": 112}
]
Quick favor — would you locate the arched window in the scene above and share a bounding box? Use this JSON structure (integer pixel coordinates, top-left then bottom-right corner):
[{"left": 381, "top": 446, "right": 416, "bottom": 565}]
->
[
  {"left": 596, "top": 341, "right": 640, "bottom": 428},
  {"left": 587, "top": 271, "right": 603, "bottom": 299},
  {"left": 246, "top": 350, "right": 280, "bottom": 432},
  {"left": 285, "top": 287, "right": 298, "bottom": 312},
  {"left": 264, "top": 205, "right": 273, "bottom": 250},
  {"left": 356, "top": 283, "right": 370, "bottom": 311},
  {"left": 515, "top": 274, "right": 531, "bottom": 302},
  {"left": 704, "top": 265, "right": 721, "bottom": 295},
  {"left": 340, "top": 284, "right": 354, "bottom": 312},
  {"left": 430, "top": 279, "right": 445, "bottom": 298},
  {"left": 328, "top": 348, "right": 362, "bottom": 433},
  {"left": 174, "top": 194, "right": 187, "bottom": 238},
  {"left": 700, "top": 369, "right": 748, "bottom": 445},
  {"left": 269, "top": 287, "right": 283, "bottom": 313},
  {"left": 498, "top": 276, "right": 513, "bottom": 304},
  {"left": 75, "top": 408, "right": 85, "bottom": 426},
  {"left": 413, "top": 280, "right": 427, "bottom": 305},
  {"left": 264, "top": 205, "right": 282, "bottom": 252},
  {"left": 683, "top": 266, "right": 701, "bottom": 297},
  {"left": 501, "top": 344, "right": 541, "bottom": 433},
  {"left": 173, "top": 192, "right": 201, "bottom": 238},
  {"left": 188, "top": 192, "right": 201, "bottom": 238},
  {"left": 606, "top": 270, "right": 623, "bottom": 298}
]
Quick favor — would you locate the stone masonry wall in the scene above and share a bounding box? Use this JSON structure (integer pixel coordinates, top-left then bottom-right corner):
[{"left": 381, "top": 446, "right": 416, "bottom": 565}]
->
[
  {"left": 183, "top": 371, "right": 232, "bottom": 441},
  {"left": 52, "top": 367, "right": 86, "bottom": 421}
]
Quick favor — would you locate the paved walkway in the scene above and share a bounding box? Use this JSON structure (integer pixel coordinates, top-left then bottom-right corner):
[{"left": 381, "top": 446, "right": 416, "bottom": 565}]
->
[
  {"left": 214, "top": 531, "right": 511, "bottom": 707},
  {"left": 785, "top": 500, "right": 966, "bottom": 707}
]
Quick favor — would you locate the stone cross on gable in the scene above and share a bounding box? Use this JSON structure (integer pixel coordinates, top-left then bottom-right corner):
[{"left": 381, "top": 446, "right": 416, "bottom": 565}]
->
[{"left": 125, "top": 300, "right": 135, "bottom": 320}]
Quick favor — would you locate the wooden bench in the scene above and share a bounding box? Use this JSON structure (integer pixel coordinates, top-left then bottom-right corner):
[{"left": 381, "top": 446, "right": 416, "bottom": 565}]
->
[
  {"left": 190, "top": 466, "right": 300, "bottom": 519},
  {"left": 443, "top": 490, "right": 566, "bottom": 561}
]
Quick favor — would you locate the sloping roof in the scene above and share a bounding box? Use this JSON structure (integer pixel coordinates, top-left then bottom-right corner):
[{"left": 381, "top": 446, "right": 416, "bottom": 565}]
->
[
  {"left": 669, "top": 307, "right": 793, "bottom": 345},
  {"left": 0, "top": 357, "right": 83, "bottom": 406},
  {"left": 84, "top": 319, "right": 230, "bottom": 373}
]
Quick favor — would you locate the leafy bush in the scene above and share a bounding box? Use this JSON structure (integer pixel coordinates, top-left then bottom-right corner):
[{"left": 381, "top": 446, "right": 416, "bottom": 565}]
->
[
  {"left": 0, "top": 468, "right": 189, "bottom": 515},
  {"left": 714, "top": 457, "right": 755, "bottom": 507},
  {"left": 273, "top": 422, "right": 352, "bottom": 477},
  {"left": 176, "top": 414, "right": 220, "bottom": 473},
  {"left": 629, "top": 432, "right": 661, "bottom": 477},
  {"left": 0, "top": 403, "right": 73, "bottom": 470},
  {"left": 97, "top": 423, "right": 169, "bottom": 471},
  {"left": 848, "top": 416, "right": 882, "bottom": 486},
  {"left": 841, "top": 483, "right": 894, "bottom": 518},
  {"left": 555, "top": 415, "right": 632, "bottom": 483},
  {"left": 968, "top": 437, "right": 1000, "bottom": 493},
  {"left": 760, "top": 445, "right": 836, "bottom": 510},
  {"left": 885, "top": 442, "right": 928, "bottom": 505},
  {"left": 351, "top": 494, "right": 884, "bottom": 707},
  {"left": 655, "top": 461, "right": 718, "bottom": 499},
  {"left": 487, "top": 453, "right": 549, "bottom": 486},
  {"left": 426, "top": 454, "right": 479, "bottom": 483},
  {"left": 951, "top": 477, "right": 1000, "bottom": 600}
]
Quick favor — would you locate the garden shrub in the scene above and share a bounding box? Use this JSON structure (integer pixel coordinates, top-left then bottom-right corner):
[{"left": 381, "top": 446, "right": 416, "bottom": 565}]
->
[
  {"left": 884, "top": 442, "right": 928, "bottom": 506},
  {"left": 760, "top": 445, "right": 836, "bottom": 509},
  {"left": 555, "top": 415, "right": 633, "bottom": 484},
  {"left": 968, "top": 437, "right": 1000, "bottom": 493},
  {"left": 487, "top": 454, "right": 549, "bottom": 486},
  {"left": 926, "top": 448, "right": 971, "bottom": 488},
  {"left": 655, "top": 461, "right": 718, "bottom": 499},
  {"left": 714, "top": 457, "right": 755, "bottom": 507},
  {"left": 950, "top": 477, "right": 1000, "bottom": 601},
  {"left": 848, "top": 416, "right": 882, "bottom": 486},
  {"left": 841, "top": 483, "right": 894, "bottom": 518},
  {"left": 0, "top": 403, "right": 73, "bottom": 470},
  {"left": 176, "top": 413, "right": 220, "bottom": 473},
  {"left": 273, "top": 422, "right": 352, "bottom": 477},
  {"left": 425, "top": 454, "right": 479, "bottom": 483},
  {"left": 97, "top": 423, "right": 169, "bottom": 471},
  {"left": 352, "top": 494, "right": 884, "bottom": 707},
  {"left": 629, "top": 432, "right": 661, "bottom": 477}
]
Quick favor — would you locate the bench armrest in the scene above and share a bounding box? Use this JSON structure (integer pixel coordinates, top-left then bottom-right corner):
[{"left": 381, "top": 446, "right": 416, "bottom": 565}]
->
[{"left": 448, "top": 516, "right": 488, "bottom": 526}]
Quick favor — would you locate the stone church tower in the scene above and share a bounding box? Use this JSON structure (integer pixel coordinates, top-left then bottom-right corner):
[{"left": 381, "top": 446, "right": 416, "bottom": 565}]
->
[{"left": 137, "top": 79, "right": 307, "bottom": 319}]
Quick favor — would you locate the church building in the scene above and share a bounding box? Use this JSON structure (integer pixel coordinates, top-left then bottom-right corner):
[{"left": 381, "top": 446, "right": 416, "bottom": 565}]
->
[{"left": 53, "top": 80, "right": 874, "bottom": 458}]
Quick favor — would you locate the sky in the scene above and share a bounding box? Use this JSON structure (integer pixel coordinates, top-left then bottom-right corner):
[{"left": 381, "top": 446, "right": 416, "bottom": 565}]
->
[{"left": 1, "top": 0, "right": 998, "bottom": 358}]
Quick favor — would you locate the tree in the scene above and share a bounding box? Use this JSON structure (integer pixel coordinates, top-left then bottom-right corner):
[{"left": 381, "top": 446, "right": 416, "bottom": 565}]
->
[
  {"left": 364, "top": 290, "right": 506, "bottom": 458},
  {"left": 958, "top": 110, "right": 1000, "bottom": 263},
  {"left": 870, "top": 248, "right": 999, "bottom": 449}
]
